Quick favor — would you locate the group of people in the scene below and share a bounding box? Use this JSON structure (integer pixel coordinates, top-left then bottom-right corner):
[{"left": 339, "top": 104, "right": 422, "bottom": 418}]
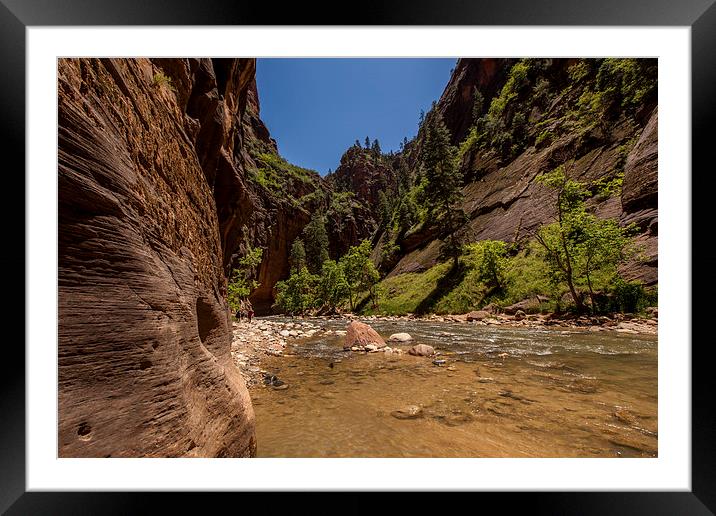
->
[{"left": 235, "top": 298, "right": 255, "bottom": 323}]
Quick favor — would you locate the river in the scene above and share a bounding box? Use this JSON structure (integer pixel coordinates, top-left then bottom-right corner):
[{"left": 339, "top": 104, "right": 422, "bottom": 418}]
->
[{"left": 249, "top": 317, "right": 657, "bottom": 458}]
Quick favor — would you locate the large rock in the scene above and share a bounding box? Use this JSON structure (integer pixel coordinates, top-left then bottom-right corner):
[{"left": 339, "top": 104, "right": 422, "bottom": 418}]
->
[
  {"left": 465, "top": 310, "right": 490, "bottom": 321},
  {"left": 343, "top": 321, "right": 386, "bottom": 350},
  {"left": 388, "top": 332, "right": 414, "bottom": 342},
  {"left": 503, "top": 298, "right": 541, "bottom": 315},
  {"left": 58, "top": 58, "right": 256, "bottom": 457},
  {"left": 408, "top": 344, "right": 436, "bottom": 357}
]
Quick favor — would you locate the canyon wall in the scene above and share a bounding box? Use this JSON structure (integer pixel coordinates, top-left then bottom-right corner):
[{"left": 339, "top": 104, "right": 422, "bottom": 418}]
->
[
  {"left": 58, "top": 58, "right": 258, "bottom": 457},
  {"left": 57, "top": 58, "right": 659, "bottom": 457},
  {"left": 378, "top": 58, "right": 658, "bottom": 286}
]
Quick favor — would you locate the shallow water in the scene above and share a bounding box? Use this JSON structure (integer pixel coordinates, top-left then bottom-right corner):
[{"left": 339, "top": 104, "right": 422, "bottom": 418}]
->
[{"left": 251, "top": 317, "right": 657, "bottom": 458}]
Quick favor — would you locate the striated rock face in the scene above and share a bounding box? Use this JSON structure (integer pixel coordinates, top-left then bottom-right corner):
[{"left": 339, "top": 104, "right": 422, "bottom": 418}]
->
[
  {"left": 622, "top": 108, "right": 657, "bottom": 213},
  {"left": 58, "top": 58, "right": 256, "bottom": 457},
  {"left": 383, "top": 58, "right": 658, "bottom": 286},
  {"left": 619, "top": 107, "right": 658, "bottom": 284}
]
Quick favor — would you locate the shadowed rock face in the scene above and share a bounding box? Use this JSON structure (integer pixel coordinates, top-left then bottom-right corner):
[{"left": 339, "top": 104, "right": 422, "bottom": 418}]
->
[{"left": 58, "top": 58, "right": 256, "bottom": 457}]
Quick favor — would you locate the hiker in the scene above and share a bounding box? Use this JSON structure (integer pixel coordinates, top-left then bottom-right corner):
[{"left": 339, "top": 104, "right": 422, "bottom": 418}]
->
[{"left": 246, "top": 299, "right": 254, "bottom": 324}]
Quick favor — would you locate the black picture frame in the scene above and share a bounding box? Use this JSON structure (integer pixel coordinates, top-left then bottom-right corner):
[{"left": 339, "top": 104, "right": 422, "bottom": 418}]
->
[{"left": 3, "top": 0, "right": 714, "bottom": 513}]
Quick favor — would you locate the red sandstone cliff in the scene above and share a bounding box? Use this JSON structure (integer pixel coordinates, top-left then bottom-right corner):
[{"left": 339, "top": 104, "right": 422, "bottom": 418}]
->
[
  {"left": 58, "top": 58, "right": 258, "bottom": 457},
  {"left": 379, "top": 58, "right": 658, "bottom": 286}
]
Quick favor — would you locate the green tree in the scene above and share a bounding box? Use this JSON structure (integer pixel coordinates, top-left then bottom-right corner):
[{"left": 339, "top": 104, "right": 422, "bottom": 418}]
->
[
  {"left": 302, "top": 213, "right": 330, "bottom": 274},
  {"left": 371, "top": 138, "right": 382, "bottom": 158},
  {"left": 396, "top": 195, "right": 418, "bottom": 234},
  {"left": 476, "top": 240, "right": 508, "bottom": 291},
  {"left": 274, "top": 266, "right": 319, "bottom": 315},
  {"left": 227, "top": 246, "right": 263, "bottom": 312},
  {"left": 396, "top": 156, "right": 411, "bottom": 196},
  {"left": 317, "top": 259, "right": 349, "bottom": 310},
  {"left": 365, "top": 136, "right": 371, "bottom": 148},
  {"left": 338, "top": 240, "right": 380, "bottom": 311},
  {"left": 289, "top": 238, "right": 306, "bottom": 273},
  {"left": 472, "top": 89, "right": 484, "bottom": 125},
  {"left": 420, "top": 109, "right": 467, "bottom": 269},
  {"left": 377, "top": 190, "right": 391, "bottom": 228},
  {"left": 534, "top": 165, "right": 636, "bottom": 312},
  {"left": 400, "top": 136, "right": 409, "bottom": 151}
]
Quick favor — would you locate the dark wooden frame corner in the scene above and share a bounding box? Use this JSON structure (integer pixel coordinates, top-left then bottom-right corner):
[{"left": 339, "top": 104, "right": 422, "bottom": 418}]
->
[{"left": 3, "top": 0, "right": 714, "bottom": 513}]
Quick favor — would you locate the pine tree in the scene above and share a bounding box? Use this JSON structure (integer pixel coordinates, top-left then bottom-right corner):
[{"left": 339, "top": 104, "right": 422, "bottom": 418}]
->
[
  {"left": 371, "top": 138, "right": 382, "bottom": 158},
  {"left": 472, "top": 89, "right": 485, "bottom": 125},
  {"left": 365, "top": 136, "right": 371, "bottom": 148},
  {"left": 377, "top": 190, "right": 391, "bottom": 227},
  {"left": 289, "top": 238, "right": 306, "bottom": 273},
  {"left": 302, "top": 213, "right": 330, "bottom": 274},
  {"left": 420, "top": 109, "right": 467, "bottom": 269},
  {"left": 396, "top": 155, "right": 410, "bottom": 195}
]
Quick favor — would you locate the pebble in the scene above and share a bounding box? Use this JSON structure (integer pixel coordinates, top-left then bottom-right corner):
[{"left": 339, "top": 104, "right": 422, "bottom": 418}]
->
[{"left": 391, "top": 405, "right": 423, "bottom": 420}]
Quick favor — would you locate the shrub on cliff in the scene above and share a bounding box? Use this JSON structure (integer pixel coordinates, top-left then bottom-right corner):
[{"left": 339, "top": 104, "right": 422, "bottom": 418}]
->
[
  {"left": 152, "top": 71, "right": 176, "bottom": 92},
  {"left": 227, "top": 246, "right": 263, "bottom": 312}
]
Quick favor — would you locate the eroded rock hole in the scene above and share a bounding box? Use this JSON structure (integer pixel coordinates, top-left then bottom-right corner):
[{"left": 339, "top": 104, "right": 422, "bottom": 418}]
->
[
  {"left": 139, "top": 359, "right": 152, "bottom": 370},
  {"left": 77, "top": 422, "right": 92, "bottom": 440},
  {"left": 196, "top": 297, "right": 221, "bottom": 346}
]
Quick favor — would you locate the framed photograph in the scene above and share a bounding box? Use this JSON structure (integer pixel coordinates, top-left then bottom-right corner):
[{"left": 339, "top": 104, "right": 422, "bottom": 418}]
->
[{"left": 6, "top": 0, "right": 714, "bottom": 512}]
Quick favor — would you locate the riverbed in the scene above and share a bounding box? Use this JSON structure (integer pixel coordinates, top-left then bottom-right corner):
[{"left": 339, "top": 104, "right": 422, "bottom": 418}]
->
[{"left": 246, "top": 317, "right": 657, "bottom": 458}]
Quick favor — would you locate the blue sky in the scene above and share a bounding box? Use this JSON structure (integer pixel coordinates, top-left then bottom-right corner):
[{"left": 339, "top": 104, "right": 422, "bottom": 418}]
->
[{"left": 256, "top": 58, "right": 456, "bottom": 175}]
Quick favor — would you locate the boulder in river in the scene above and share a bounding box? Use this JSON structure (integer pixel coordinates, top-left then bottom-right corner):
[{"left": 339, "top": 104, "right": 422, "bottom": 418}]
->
[
  {"left": 514, "top": 310, "right": 526, "bottom": 321},
  {"left": 408, "top": 344, "right": 435, "bottom": 357},
  {"left": 504, "top": 298, "right": 541, "bottom": 314},
  {"left": 388, "top": 332, "right": 413, "bottom": 342},
  {"left": 465, "top": 310, "right": 490, "bottom": 322},
  {"left": 343, "top": 321, "right": 386, "bottom": 350}
]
